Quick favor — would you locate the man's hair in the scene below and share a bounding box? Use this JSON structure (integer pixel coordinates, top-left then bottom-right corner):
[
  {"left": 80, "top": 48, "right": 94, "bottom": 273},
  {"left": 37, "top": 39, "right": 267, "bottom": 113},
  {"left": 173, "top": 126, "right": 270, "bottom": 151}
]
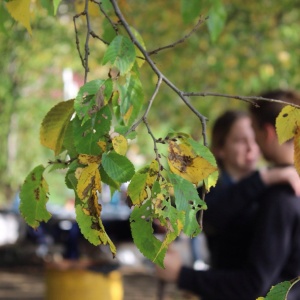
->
[{"left": 249, "top": 89, "right": 300, "bottom": 127}]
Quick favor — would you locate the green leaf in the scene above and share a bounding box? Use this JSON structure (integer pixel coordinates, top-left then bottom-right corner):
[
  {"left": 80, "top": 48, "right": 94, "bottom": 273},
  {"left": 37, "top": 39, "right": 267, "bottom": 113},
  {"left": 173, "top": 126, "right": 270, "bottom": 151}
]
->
[
  {"left": 74, "top": 79, "right": 106, "bottom": 122},
  {"left": 130, "top": 200, "right": 165, "bottom": 267},
  {"left": 114, "top": 125, "right": 137, "bottom": 140},
  {"left": 101, "top": 0, "right": 113, "bottom": 12},
  {"left": 156, "top": 199, "right": 185, "bottom": 245},
  {"left": 99, "top": 164, "right": 121, "bottom": 192},
  {"left": 102, "top": 18, "right": 117, "bottom": 43},
  {"left": 260, "top": 280, "right": 293, "bottom": 300},
  {"left": 169, "top": 173, "right": 205, "bottom": 236},
  {"left": 53, "top": 0, "right": 61, "bottom": 15},
  {"left": 102, "top": 35, "right": 136, "bottom": 76},
  {"left": 65, "top": 161, "right": 80, "bottom": 190},
  {"left": 187, "top": 138, "right": 217, "bottom": 166},
  {"left": 118, "top": 72, "right": 144, "bottom": 126},
  {"left": 75, "top": 200, "right": 101, "bottom": 246},
  {"left": 75, "top": 197, "right": 116, "bottom": 256},
  {"left": 207, "top": 0, "right": 227, "bottom": 43},
  {"left": 73, "top": 105, "right": 112, "bottom": 155},
  {"left": 130, "top": 26, "right": 146, "bottom": 67},
  {"left": 40, "top": 0, "right": 54, "bottom": 16},
  {"left": 40, "top": 99, "right": 75, "bottom": 156},
  {"left": 127, "top": 172, "right": 148, "bottom": 205},
  {"left": 19, "top": 165, "right": 51, "bottom": 228},
  {"left": 62, "top": 118, "right": 78, "bottom": 159},
  {"left": 101, "top": 152, "right": 135, "bottom": 183},
  {"left": 181, "top": 0, "right": 203, "bottom": 24}
]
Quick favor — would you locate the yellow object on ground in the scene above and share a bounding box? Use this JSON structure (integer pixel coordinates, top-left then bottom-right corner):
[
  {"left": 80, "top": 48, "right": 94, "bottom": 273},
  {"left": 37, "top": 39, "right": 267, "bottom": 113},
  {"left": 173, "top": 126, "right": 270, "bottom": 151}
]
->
[{"left": 45, "top": 261, "right": 123, "bottom": 300}]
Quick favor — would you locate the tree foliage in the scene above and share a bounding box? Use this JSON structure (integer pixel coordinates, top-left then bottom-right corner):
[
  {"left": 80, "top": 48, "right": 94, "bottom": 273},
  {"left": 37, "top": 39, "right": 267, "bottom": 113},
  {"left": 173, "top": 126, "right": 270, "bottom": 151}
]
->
[{"left": 3, "top": 0, "right": 300, "bottom": 297}]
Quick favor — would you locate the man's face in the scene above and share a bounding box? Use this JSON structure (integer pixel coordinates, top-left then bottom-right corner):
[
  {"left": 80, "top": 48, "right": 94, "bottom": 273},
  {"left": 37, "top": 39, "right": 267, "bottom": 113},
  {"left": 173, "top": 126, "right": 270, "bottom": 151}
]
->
[{"left": 250, "top": 115, "right": 272, "bottom": 161}]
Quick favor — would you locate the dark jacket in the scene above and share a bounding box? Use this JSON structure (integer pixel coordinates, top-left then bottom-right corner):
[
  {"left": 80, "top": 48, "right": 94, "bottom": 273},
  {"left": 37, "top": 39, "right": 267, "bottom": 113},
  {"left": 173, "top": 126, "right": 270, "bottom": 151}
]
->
[{"left": 179, "top": 180, "right": 300, "bottom": 300}]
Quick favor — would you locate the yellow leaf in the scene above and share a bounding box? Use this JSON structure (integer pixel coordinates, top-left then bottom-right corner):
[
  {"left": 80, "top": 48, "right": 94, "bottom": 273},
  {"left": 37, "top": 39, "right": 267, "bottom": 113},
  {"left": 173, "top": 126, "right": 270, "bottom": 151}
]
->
[
  {"left": 6, "top": 0, "right": 32, "bottom": 34},
  {"left": 112, "top": 135, "right": 128, "bottom": 155},
  {"left": 276, "top": 105, "right": 300, "bottom": 144},
  {"left": 123, "top": 105, "right": 133, "bottom": 123},
  {"left": 98, "top": 218, "right": 117, "bottom": 256},
  {"left": 97, "top": 141, "right": 107, "bottom": 152},
  {"left": 204, "top": 170, "right": 219, "bottom": 192},
  {"left": 168, "top": 141, "right": 217, "bottom": 185},
  {"left": 78, "top": 154, "right": 101, "bottom": 165},
  {"left": 77, "top": 163, "right": 101, "bottom": 200},
  {"left": 75, "top": 167, "right": 83, "bottom": 180},
  {"left": 294, "top": 126, "right": 300, "bottom": 176},
  {"left": 146, "top": 160, "right": 159, "bottom": 186},
  {"left": 40, "top": 100, "right": 74, "bottom": 155}
]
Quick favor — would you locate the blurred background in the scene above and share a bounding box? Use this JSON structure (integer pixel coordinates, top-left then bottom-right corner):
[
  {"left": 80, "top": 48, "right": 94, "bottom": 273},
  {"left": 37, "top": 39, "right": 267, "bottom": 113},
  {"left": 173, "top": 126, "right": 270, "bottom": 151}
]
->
[{"left": 1, "top": 0, "right": 300, "bottom": 299}]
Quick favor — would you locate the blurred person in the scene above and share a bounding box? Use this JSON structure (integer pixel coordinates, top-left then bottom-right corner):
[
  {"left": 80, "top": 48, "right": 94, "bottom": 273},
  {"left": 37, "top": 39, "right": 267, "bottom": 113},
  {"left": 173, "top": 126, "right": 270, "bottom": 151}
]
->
[
  {"left": 201, "top": 110, "right": 299, "bottom": 269},
  {"left": 156, "top": 104, "right": 300, "bottom": 300}
]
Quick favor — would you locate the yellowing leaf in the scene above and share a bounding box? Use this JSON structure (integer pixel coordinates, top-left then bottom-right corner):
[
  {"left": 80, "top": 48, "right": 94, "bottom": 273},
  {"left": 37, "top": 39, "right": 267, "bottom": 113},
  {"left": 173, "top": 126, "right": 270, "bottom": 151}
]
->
[
  {"left": 276, "top": 105, "right": 300, "bottom": 144},
  {"left": 78, "top": 154, "right": 101, "bottom": 165},
  {"left": 75, "top": 167, "right": 83, "bottom": 179},
  {"left": 294, "top": 126, "right": 300, "bottom": 175},
  {"left": 168, "top": 141, "right": 217, "bottom": 185},
  {"left": 123, "top": 105, "right": 133, "bottom": 123},
  {"left": 40, "top": 100, "right": 74, "bottom": 155},
  {"left": 97, "top": 141, "right": 107, "bottom": 152},
  {"left": 147, "top": 160, "right": 159, "bottom": 186},
  {"left": 112, "top": 135, "right": 128, "bottom": 155},
  {"left": 6, "top": 0, "right": 32, "bottom": 34},
  {"left": 77, "top": 163, "right": 101, "bottom": 200}
]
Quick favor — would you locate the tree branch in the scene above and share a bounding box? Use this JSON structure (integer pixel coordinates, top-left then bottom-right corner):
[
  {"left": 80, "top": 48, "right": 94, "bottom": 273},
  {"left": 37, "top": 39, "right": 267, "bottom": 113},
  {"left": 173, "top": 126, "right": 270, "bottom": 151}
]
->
[
  {"left": 147, "top": 17, "right": 208, "bottom": 56},
  {"left": 91, "top": 0, "right": 119, "bottom": 34},
  {"left": 183, "top": 92, "right": 300, "bottom": 108},
  {"left": 73, "top": 12, "right": 85, "bottom": 69},
  {"left": 127, "top": 76, "right": 163, "bottom": 134},
  {"left": 83, "top": 0, "right": 91, "bottom": 83}
]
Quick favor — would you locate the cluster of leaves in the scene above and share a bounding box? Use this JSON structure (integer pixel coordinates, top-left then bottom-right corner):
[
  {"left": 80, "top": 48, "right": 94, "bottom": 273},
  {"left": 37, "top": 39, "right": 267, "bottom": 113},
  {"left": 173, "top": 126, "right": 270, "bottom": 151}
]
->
[
  {"left": 19, "top": 82, "right": 218, "bottom": 264},
  {"left": 11, "top": 0, "right": 220, "bottom": 266}
]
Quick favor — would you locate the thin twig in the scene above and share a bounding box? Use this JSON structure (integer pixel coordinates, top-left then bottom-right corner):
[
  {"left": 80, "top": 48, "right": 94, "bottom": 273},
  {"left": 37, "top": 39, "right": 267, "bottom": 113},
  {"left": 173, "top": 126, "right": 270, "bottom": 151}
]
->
[
  {"left": 143, "top": 118, "right": 165, "bottom": 179},
  {"left": 73, "top": 12, "right": 86, "bottom": 69},
  {"left": 83, "top": 0, "right": 91, "bottom": 83},
  {"left": 90, "top": 30, "right": 109, "bottom": 44},
  {"left": 92, "top": 0, "right": 119, "bottom": 33},
  {"left": 183, "top": 92, "right": 300, "bottom": 108},
  {"left": 127, "top": 76, "right": 163, "bottom": 134},
  {"left": 148, "top": 17, "right": 208, "bottom": 56}
]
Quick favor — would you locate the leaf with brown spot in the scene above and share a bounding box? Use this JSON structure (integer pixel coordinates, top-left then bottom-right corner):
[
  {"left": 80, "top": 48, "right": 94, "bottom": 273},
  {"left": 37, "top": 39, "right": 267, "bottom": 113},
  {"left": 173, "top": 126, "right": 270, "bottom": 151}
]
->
[
  {"left": 276, "top": 105, "right": 300, "bottom": 144},
  {"left": 294, "top": 126, "right": 300, "bottom": 175},
  {"left": 168, "top": 141, "right": 217, "bottom": 185},
  {"left": 19, "top": 165, "right": 51, "bottom": 228},
  {"left": 77, "top": 163, "right": 101, "bottom": 200}
]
